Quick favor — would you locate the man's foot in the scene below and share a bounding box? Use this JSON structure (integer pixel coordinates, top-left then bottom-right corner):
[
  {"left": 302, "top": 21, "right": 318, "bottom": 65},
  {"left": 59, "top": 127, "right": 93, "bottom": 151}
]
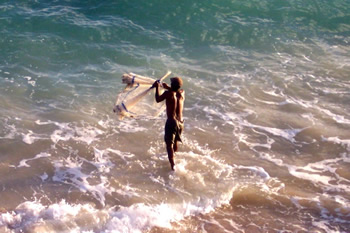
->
[{"left": 171, "top": 163, "right": 175, "bottom": 171}]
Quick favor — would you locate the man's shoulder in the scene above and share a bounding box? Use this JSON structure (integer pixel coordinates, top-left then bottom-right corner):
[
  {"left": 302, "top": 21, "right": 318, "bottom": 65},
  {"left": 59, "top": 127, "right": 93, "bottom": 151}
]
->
[
  {"left": 178, "top": 89, "right": 184, "bottom": 94},
  {"left": 177, "top": 89, "right": 185, "bottom": 99}
]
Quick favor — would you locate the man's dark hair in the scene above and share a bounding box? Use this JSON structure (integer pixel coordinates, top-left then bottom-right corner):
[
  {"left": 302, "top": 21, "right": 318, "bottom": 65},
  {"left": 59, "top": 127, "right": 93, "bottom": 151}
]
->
[{"left": 170, "top": 77, "right": 183, "bottom": 91}]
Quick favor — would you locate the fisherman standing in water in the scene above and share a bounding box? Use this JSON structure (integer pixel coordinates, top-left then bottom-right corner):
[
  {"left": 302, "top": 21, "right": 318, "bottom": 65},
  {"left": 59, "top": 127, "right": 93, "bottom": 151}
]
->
[{"left": 152, "top": 77, "right": 185, "bottom": 171}]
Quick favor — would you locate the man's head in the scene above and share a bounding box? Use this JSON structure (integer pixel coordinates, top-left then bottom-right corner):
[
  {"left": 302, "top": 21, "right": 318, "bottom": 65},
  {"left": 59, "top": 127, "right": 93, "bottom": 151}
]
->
[{"left": 170, "top": 77, "right": 183, "bottom": 91}]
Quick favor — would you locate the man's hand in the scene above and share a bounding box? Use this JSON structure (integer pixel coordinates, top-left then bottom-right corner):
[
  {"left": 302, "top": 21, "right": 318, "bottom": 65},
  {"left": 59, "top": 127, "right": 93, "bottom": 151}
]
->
[{"left": 152, "top": 80, "right": 160, "bottom": 88}]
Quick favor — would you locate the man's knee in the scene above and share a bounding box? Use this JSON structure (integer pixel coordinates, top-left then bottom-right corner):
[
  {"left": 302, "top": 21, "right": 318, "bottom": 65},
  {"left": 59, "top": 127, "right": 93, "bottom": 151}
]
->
[{"left": 166, "top": 142, "right": 173, "bottom": 150}]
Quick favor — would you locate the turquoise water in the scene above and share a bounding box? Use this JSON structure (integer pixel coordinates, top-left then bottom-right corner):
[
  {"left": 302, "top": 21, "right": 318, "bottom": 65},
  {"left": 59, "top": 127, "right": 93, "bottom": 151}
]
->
[{"left": 0, "top": 1, "right": 349, "bottom": 232}]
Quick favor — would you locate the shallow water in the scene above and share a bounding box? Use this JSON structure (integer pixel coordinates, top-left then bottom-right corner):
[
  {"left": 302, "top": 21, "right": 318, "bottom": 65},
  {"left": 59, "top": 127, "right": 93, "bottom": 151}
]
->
[{"left": 0, "top": 1, "right": 349, "bottom": 232}]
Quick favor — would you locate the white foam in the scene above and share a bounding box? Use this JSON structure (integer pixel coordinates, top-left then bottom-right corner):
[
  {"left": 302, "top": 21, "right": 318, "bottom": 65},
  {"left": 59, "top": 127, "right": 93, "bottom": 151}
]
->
[
  {"left": 98, "top": 119, "right": 110, "bottom": 129},
  {"left": 279, "top": 96, "right": 318, "bottom": 109},
  {"left": 106, "top": 182, "right": 238, "bottom": 232},
  {"left": 74, "top": 125, "right": 104, "bottom": 145},
  {"left": 170, "top": 150, "right": 272, "bottom": 203},
  {"left": 262, "top": 89, "right": 283, "bottom": 97},
  {"left": 52, "top": 147, "right": 116, "bottom": 206},
  {"left": 203, "top": 108, "right": 306, "bottom": 144},
  {"left": 0, "top": 123, "right": 17, "bottom": 140},
  {"left": 91, "top": 147, "right": 115, "bottom": 173},
  {"left": 114, "top": 183, "right": 142, "bottom": 199},
  {"left": 0, "top": 164, "right": 270, "bottom": 233},
  {"left": 0, "top": 154, "right": 242, "bottom": 233},
  {"left": 53, "top": 158, "right": 113, "bottom": 206},
  {"left": 117, "top": 120, "right": 148, "bottom": 133},
  {"left": 0, "top": 200, "right": 107, "bottom": 232},
  {"left": 182, "top": 137, "right": 217, "bottom": 156},
  {"left": 312, "top": 219, "right": 340, "bottom": 233},
  {"left": 0, "top": 191, "right": 239, "bottom": 233},
  {"left": 50, "top": 122, "right": 74, "bottom": 143},
  {"left": 260, "top": 152, "right": 350, "bottom": 194},
  {"left": 233, "top": 164, "right": 270, "bottom": 180},
  {"left": 289, "top": 166, "right": 333, "bottom": 186},
  {"left": 237, "top": 132, "right": 274, "bottom": 150},
  {"left": 106, "top": 148, "right": 135, "bottom": 162},
  {"left": 35, "top": 120, "right": 104, "bottom": 145},
  {"left": 0, "top": 137, "right": 276, "bottom": 233},
  {"left": 40, "top": 173, "right": 48, "bottom": 181},
  {"left": 301, "top": 113, "right": 316, "bottom": 125},
  {"left": 23, "top": 76, "right": 36, "bottom": 87},
  {"left": 106, "top": 203, "right": 183, "bottom": 232},
  {"left": 319, "top": 108, "right": 350, "bottom": 125},
  {"left": 259, "top": 152, "right": 284, "bottom": 166},
  {"left": 267, "top": 93, "right": 350, "bottom": 126},
  {"left": 21, "top": 130, "right": 47, "bottom": 144},
  {"left": 254, "top": 98, "right": 280, "bottom": 105},
  {"left": 17, "top": 152, "right": 51, "bottom": 168},
  {"left": 242, "top": 118, "right": 306, "bottom": 143},
  {"left": 322, "top": 136, "right": 350, "bottom": 152},
  {"left": 241, "top": 118, "right": 305, "bottom": 144},
  {"left": 35, "top": 120, "right": 53, "bottom": 125},
  {"left": 113, "top": 177, "right": 232, "bottom": 230}
]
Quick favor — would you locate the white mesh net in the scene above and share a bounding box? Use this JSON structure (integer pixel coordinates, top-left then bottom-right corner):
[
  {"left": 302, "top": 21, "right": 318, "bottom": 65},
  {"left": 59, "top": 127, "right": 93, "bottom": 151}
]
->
[{"left": 113, "top": 72, "right": 171, "bottom": 120}]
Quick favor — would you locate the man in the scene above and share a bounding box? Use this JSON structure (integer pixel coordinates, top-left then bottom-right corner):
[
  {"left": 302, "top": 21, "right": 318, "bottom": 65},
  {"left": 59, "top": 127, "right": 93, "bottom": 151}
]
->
[{"left": 152, "top": 77, "right": 185, "bottom": 171}]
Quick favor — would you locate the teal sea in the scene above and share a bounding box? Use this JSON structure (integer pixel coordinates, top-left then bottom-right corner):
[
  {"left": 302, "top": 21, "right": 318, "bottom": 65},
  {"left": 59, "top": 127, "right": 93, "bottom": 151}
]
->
[{"left": 0, "top": 1, "right": 349, "bottom": 232}]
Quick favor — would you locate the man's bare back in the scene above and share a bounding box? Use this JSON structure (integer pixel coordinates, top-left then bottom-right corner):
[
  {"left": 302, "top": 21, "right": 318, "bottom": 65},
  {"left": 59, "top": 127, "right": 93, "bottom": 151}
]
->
[{"left": 164, "top": 89, "right": 184, "bottom": 121}]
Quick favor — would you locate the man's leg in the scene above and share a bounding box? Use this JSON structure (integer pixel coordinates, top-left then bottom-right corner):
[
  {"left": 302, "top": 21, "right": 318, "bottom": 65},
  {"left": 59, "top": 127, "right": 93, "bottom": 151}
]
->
[
  {"left": 174, "top": 121, "right": 183, "bottom": 153},
  {"left": 173, "top": 140, "right": 178, "bottom": 153},
  {"left": 166, "top": 142, "right": 175, "bottom": 171}
]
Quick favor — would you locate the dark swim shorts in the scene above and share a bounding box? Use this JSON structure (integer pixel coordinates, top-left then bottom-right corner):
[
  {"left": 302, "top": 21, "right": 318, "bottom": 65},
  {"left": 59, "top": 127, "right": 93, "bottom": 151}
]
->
[{"left": 164, "top": 118, "right": 184, "bottom": 145}]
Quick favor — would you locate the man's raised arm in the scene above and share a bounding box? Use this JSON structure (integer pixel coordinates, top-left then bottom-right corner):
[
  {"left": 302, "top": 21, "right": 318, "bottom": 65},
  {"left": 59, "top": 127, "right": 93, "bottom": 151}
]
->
[{"left": 152, "top": 81, "right": 167, "bottom": 103}]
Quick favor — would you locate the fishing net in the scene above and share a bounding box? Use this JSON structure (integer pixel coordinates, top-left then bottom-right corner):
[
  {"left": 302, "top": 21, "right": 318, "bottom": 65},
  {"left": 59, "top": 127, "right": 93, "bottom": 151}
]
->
[{"left": 113, "top": 72, "right": 171, "bottom": 120}]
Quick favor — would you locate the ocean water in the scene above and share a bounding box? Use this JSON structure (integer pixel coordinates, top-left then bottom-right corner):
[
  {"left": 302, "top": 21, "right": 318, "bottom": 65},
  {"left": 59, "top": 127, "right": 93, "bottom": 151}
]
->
[{"left": 0, "top": 0, "right": 349, "bottom": 232}]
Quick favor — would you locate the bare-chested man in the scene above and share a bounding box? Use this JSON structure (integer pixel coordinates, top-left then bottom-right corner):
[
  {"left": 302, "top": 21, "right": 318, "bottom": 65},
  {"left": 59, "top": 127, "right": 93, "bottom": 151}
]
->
[{"left": 152, "top": 77, "right": 185, "bottom": 171}]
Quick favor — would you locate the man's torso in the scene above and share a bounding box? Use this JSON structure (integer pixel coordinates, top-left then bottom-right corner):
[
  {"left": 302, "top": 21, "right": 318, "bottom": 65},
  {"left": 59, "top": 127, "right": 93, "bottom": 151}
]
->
[{"left": 165, "top": 90, "right": 184, "bottom": 122}]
